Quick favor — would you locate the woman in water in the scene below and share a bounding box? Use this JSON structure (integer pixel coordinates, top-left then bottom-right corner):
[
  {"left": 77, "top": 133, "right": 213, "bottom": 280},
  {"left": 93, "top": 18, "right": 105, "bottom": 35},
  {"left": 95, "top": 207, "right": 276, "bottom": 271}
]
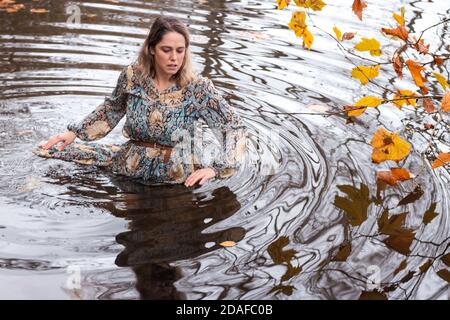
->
[{"left": 35, "top": 15, "right": 247, "bottom": 187}]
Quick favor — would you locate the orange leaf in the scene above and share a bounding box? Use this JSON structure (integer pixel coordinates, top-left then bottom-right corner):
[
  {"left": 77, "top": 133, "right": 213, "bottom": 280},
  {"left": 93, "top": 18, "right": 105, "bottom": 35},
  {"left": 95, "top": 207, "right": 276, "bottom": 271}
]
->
[
  {"left": 30, "top": 8, "right": 49, "bottom": 13},
  {"left": 220, "top": 241, "right": 236, "bottom": 247},
  {"left": 277, "top": 0, "right": 291, "bottom": 10},
  {"left": 434, "top": 56, "right": 444, "bottom": 66},
  {"left": 352, "top": 0, "right": 367, "bottom": 21},
  {"left": 405, "top": 59, "right": 426, "bottom": 88},
  {"left": 376, "top": 168, "right": 414, "bottom": 186},
  {"left": 423, "top": 98, "right": 435, "bottom": 113},
  {"left": 441, "top": 92, "right": 450, "bottom": 112},
  {"left": 431, "top": 152, "right": 450, "bottom": 169},
  {"left": 393, "top": 90, "right": 417, "bottom": 109},
  {"left": 412, "top": 38, "right": 430, "bottom": 55},
  {"left": 392, "top": 53, "right": 403, "bottom": 78},
  {"left": 381, "top": 25, "right": 409, "bottom": 41},
  {"left": 342, "top": 32, "right": 356, "bottom": 40},
  {"left": 371, "top": 128, "right": 411, "bottom": 164}
]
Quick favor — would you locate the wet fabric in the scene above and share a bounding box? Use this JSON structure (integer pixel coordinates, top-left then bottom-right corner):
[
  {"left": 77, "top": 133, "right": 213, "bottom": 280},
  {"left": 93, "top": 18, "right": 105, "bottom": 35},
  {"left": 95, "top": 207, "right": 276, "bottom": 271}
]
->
[{"left": 34, "top": 63, "right": 247, "bottom": 184}]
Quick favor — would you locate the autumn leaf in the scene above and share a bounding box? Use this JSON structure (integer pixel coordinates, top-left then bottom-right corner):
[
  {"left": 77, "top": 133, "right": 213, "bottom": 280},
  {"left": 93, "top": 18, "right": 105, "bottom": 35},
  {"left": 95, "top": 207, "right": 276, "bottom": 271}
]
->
[
  {"left": 351, "top": 65, "right": 380, "bottom": 85},
  {"left": 220, "top": 241, "right": 236, "bottom": 247},
  {"left": 354, "top": 38, "right": 381, "bottom": 56},
  {"left": 333, "top": 25, "right": 342, "bottom": 41},
  {"left": 422, "top": 98, "right": 435, "bottom": 113},
  {"left": 281, "top": 263, "right": 302, "bottom": 281},
  {"left": 359, "top": 290, "right": 387, "bottom": 300},
  {"left": 384, "top": 230, "right": 416, "bottom": 255},
  {"left": 393, "top": 90, "right": 417, "bottom": 109},
  {"left": 431, "top": 152, "right": 450, "bottom": 169},
  {"left": 3, "top": 3, "right": 24, "bottom": 13},
  {"left": 294, "top": 0, "right": 326, "bottom": 11},
  {"left": 393, "top": 260, "right": 408, "bottom": 275},
  {"left": 405, "top": 59, "right": 427, "bottom": 88},
  {"left": 30, "top": 8, "right": 49, "bottom": 13},
  {"left": 277, "top": 0, "right": 291, "bottom": 10},
  {"left": 270, "top": 285, "right": 294, "bottom": 296},
  {"left": 419, "top": 260, "right": 433, "bottom": 273},
  {"left": 376, "top": 167, "right": 414, "bottom": 186},
  {"left": 397, "top": 185, "right": 424, "bottom": 207},
  {"left": 352, "top": 0, "right": 367, "bottom": 21},
  {"left": 434, "top": 56, "right": 444, "bottom": 66},
  {"left": 392, "top": 7, "right": 405, "bottom": 26},
  {"left": 342, "top": 32, "right": 356, "bottom": 41},
  {"left": 334, "top": 184, "right": 371, "bottom": 226},
  {"left": 423, "top": 202, "right": 439, "bottom": 225},
  {"left": 381, "top": 25, "right": 409, "bottom": 42},
  {"left": 392, "top": 53, "right": 403, "bottom": 78},
  {"left": 441, "top": 92, "right": 450, "bottom": 112},
  {"left": 378, "top": 209, "right": 408, "bottom": 236},
  {"left": 412, "top": 38, "right": 430, "bottom": 55},
  {"left": 436, "top": 269, "right": 450, "bottom": 283},
  {"left": 332, "top": 242, "right": 352, "bottom": 262},
  {"left": 267, "top": 236, "right": 296, "bottom": 264},
  {"left": 288, "top": 11, "right": 314, "bottom": 49},
  {"left": 344, "top": 96, "right": 383, "bottom": 117},
  {"left": 442, "top": 253, "right": 450, "bottom": 267},
  {"left": 371, "top": 128, "right": 411, "bottom": 163},
  {"left": 433, "top": 72, "right": 450, "bottom": 90}
]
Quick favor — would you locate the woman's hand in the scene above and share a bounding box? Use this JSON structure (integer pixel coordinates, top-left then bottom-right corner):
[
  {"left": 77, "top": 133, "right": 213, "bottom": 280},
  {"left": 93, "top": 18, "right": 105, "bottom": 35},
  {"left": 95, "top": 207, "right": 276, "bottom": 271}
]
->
[
  {"left": 40, "top": 131, "right": 76, "bottom": 151},
  {"left": 184, "top": 167, "right": 216, "bottom": 187}
]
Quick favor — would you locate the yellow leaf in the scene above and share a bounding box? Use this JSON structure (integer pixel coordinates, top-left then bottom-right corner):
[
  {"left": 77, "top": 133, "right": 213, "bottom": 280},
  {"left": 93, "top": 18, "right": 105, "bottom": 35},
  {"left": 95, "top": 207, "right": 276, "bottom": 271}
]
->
[
  {"left": 393, "top": 13, "right": 404, "bottom": 26},
  {"left": 288, "top": 11, "right": 314, "bottom": 49},
  {"left": 441, "top": 92, "right": 450, "bottom": 112},
  {"left": 431, "top": 152, "right": 450, "bottom": 169},
  {"left": 345, "top": 96, "right": 383, "bottom": 117},
  {"left": 333, "top": 25, "right": 342, "bottom": 41},
  {"left": 371, "top": 128, "right": 411, "bottom": 163},
  {"left": 277, "top": 0, "right": 291, "bottom": 10},
  {"left": 376, "top": 168, "right": 414, "bottom": 186},
  {"left": 354, "top": 38, "right": 381, "bottom": 56},
  {"left": 351, "top": 65, "right": 380, "bottom": 85},
  {"left": 294, "top": 0, "right": 326, "bottom": 11},
  {"left": 220, "top": 241, "right": 236, "bottom": 247},
  {"left": 393, "top": 90, "right": 417, "bottom": 109},
  {"left": 433, "top": 72, "right": 450, "bottom": 90}
]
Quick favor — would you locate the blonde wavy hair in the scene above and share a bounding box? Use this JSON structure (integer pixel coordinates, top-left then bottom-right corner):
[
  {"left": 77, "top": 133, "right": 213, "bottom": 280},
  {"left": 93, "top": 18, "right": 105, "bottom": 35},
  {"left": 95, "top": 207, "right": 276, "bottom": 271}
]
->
[{"left": 137, "top": 16, "right": 197, "bottom": 88}]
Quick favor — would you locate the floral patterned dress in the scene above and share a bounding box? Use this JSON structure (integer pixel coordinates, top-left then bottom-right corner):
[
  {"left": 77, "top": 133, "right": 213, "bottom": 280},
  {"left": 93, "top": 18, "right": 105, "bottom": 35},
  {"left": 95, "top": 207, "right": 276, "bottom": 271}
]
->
[{"left": 34, "top": 63, "right": 247, "bottom": 184}]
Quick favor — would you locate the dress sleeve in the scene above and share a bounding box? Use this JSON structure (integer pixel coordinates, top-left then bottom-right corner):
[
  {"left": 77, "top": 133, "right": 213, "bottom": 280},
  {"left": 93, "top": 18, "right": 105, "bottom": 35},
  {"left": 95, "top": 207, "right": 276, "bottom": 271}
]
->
[
  {"left": 67, "top": 66, "right": 129, "bottom": 141},
  {"left": 195, "top": 77, "right": 247, "bottom": 179}
]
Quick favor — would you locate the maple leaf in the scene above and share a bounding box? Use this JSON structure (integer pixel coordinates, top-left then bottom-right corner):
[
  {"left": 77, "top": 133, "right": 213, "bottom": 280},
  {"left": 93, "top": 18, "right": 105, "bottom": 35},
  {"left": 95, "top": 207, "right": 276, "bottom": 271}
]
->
[
  {"left": 381, "top": 25, "right": 409, "bottom": 41},
  {"left": 354, "top": 38, "right": 381, "bottom": 56},
  {"left": 423, "top": 202, "right": 439, "bottom": 225},
  {"left": 431, "top": 152, "right": 450, "bottom": 169},
  {"left": 405, "top": 59, "right": 427, "bottom": 88},
  {"left": 281, "top": 263, "right": 302, "bottom": 281},
  {"left": 376, "top": 167, "right": 414, "bottom": 186},
  {"left": 351, "top": 65, "right": 380, "bottom": 85},
  {"left": 433, "top": 72, "right": 450, "bottom": 90},
  {"left": 267, "top": 236, "right": 296, "bottom": 264},
  {"left": 288, "top": 11, "right": 314, "bottom": 49},
  {"left": 441, "top": 92, "right": 450, "bottom": 112},
  {"left": 397, "top": 185, "right": 424, "bottom": 206},
  {"left": 352, "top": 0, "right": 367, "bottom": 21},
  {"left": 393, "top": 90, "right": 417, "bottom": 109},
  {"left": 371, "top": 128, "right": 411, "bottom": 163},
  {"left": 334, "top": 184, "right": 371, "bottom": 226},
  {"left": 412, "top": 38, "right": 430, "bottom": 55},
  {"left": 294, "top": 0, "right": 326, "bottom": 11},
  {"left": 344, "top": 96, "right": 383, "bottom": 117},
  {"left": 333, "top": 25, "right": 342, "bottom": 41},
  {"left": 378, "top": 209, "right": 409, "bottom": 236}
]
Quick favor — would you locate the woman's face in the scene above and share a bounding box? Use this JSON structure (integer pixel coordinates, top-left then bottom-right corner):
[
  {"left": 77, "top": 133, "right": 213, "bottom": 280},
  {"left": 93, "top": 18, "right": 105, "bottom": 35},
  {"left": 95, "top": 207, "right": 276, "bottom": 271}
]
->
[{"left": 152, "top": 31, "right": 186, "bottom": 79}]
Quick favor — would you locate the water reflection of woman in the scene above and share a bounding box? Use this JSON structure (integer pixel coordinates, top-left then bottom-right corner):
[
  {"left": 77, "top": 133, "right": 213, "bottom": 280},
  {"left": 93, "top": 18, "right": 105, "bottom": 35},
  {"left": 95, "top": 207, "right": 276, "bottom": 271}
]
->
[
  {"left": 35, "top": 15, "right": 247, "bottom": 187},
  {"left": 104, "top": 178, "right": 245, "bottom": 300}
]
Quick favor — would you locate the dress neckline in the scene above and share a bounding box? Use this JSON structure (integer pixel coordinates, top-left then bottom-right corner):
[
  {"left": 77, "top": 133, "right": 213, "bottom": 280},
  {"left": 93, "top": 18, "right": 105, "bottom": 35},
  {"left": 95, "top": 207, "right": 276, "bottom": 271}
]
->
[{"left": 148, "top": 77, "right": 180, "bottom": 95}]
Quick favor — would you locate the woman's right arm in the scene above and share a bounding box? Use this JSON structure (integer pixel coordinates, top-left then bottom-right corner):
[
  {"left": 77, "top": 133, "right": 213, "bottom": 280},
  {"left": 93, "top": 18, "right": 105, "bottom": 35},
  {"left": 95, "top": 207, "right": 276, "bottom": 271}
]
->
[{"left": 40, "top": 66, "right": 130, "bottom": 150}]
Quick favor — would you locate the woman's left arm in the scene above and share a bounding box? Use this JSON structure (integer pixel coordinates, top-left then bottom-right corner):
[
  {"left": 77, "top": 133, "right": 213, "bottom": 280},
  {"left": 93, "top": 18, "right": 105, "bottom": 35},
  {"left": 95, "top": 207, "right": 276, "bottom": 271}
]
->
[{"left": 185, "top": 78, "right": 247, "bottom": 186}]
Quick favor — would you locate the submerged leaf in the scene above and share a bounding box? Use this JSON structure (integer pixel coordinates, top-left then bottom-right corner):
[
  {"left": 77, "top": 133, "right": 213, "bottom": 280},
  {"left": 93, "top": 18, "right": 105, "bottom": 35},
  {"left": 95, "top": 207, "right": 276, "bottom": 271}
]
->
[
  {"left": 423, "top": 202, "right": 439, "bottom": 225},
  {"left": 359, "top": 290, "right": 387, "bottom": 300},
  {"left": 397, "top": 186, "right": 424, "bottom": 207},
  {"left": 436, "top": 269, "right": 450, "bottom": 283},
  {"left": 334, "top": 184, "right": 371, "bottom": 226},
  {"left": 332, "top": 242, "right": 352, "bottom": 262},
  {"left": 267, "top": 236, "right": 296, "bottom": 264}
]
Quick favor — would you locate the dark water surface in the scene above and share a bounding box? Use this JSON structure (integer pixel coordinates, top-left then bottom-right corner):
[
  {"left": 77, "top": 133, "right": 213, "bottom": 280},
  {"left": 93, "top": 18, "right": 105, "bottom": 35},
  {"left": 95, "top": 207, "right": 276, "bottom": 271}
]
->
[{"left": 0, "top": 0, "right": 449, "bottom": 299}]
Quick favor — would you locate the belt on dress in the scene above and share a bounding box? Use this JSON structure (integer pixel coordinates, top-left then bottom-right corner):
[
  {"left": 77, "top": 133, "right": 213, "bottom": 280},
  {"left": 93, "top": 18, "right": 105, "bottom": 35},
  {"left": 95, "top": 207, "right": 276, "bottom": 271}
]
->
[{"left": 129, "top": 140, "right": 173, "bottom": 163}]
